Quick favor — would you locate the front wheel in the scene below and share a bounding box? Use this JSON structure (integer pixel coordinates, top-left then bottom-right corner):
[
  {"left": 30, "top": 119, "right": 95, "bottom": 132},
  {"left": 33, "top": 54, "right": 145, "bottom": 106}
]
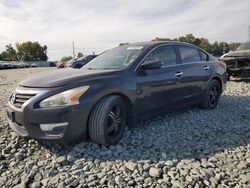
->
[
  {"left": 88, "top": 96, "right": 126, "bottom": 146},
  {"left": 201, "top": 80, "right": 221, "bottom": 110}
]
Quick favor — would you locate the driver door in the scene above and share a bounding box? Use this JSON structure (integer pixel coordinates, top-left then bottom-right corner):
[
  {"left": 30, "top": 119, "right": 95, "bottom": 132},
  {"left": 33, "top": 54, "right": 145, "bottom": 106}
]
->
[{"left": 135, "top": 45, "right": 183, "bottom": 117}]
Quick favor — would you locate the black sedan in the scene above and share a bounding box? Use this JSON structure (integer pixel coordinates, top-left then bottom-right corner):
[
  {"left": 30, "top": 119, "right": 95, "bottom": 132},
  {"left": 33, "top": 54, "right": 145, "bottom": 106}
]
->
[
  {"left": 66, "top": 55, "right": 97, "bottom": 69},
  {"left": 7, "top": 42, "right": 227, "bottom": 146}
]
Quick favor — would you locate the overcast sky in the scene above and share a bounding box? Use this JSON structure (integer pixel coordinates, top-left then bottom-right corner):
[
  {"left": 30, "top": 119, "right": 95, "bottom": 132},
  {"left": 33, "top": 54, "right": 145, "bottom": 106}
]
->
[{"left": 0, "top": 0, "right": 250, "bottom": 60}]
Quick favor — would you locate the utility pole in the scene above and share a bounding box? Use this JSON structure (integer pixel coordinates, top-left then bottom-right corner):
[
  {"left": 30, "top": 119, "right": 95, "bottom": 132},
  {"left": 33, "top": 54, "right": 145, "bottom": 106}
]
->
[
  {"left": 72, "top": 41, "right": 75, "bottom": 60},
  {"left": 248, "top": 25, "right": 250, "bottom": 41}
]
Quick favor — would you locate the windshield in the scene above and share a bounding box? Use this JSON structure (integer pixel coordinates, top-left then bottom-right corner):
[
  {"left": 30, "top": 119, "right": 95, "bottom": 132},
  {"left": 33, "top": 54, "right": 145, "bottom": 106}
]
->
[{"left": 83, "top": 45, "right": 144, "bottom": 69}]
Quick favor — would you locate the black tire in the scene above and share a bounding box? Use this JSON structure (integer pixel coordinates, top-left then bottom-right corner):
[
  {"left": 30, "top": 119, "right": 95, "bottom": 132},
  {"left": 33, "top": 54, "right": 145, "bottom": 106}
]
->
[
  {"left": 226, "top": 73, "right": 231, "bottom": 81},
  {"left": 88, "top": 95, "right": 126, "bottom": 146},
  {"left": 201, "top": 79, "right": 221, "bottom": 110}
]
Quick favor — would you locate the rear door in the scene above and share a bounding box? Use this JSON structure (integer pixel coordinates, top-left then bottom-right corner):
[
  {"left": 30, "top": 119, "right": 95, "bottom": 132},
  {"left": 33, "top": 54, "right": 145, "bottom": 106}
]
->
[
  {"left": 176, "top": 45, "right": 212, "bottom": 104},
  {"left": 135, "top": 45, "right": 184, "bottom": 116}
]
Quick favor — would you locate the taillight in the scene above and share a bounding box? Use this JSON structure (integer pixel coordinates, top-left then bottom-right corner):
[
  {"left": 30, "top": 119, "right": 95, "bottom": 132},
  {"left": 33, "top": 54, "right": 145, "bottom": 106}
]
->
[{"left": 219, "top": 61, "right": 226, "bottom": 70}]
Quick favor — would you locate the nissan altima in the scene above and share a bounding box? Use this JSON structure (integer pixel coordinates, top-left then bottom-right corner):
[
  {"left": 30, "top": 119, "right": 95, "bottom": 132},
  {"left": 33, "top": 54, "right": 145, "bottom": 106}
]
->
[{"left": 7, "top": 42, "right": 227, "bottom": 146}]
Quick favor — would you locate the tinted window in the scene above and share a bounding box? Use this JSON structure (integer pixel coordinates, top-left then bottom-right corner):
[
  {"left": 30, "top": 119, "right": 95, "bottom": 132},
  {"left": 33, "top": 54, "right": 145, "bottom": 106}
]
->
[
  {"left": 178, "top": 46, "right": 201, "bottom": 63},
  {"left": 143, "top": 45, "right": 177, "bottom": 67},
  {"left": 199, "top": 50, "right": 209, "bottom": 61}
]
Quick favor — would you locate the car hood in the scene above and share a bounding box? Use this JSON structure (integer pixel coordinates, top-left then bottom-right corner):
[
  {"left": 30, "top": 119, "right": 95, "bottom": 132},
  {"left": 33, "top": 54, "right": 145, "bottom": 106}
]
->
[
  {"left": 20, "top": 68, "right": 118, "bottom": 88},
  {"left": 221, "top": 49, "right": 250, "bottom": 58}
]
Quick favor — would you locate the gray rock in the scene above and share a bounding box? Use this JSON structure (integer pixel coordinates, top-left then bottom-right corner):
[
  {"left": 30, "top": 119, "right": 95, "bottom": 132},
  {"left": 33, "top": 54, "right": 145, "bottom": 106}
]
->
[
  {"left": 237, "top": 161, "right": 246, "bottom": 170},
  {"left": 149, "top": 167, "right": 162, "bottom": 177},
  {"left": 210, "top": 177, "right": 218, "bottom": 187},
  {"left": 100, "top": 176, "right": 107, "bottom": 185},
  {"left": 34, "top": 173, "right": 43, "bottom": 182},
  {"left": 171, "top": 180, "right": 184, "bottom": 188},
  {"left": 125, "top": 162, "right": 137, "bottom": 171},
  {"left": 144, "top": 177, "right": 152, "bottom": 184},
  {"left": 41, "top": 178, "right": 50, "bottom": 187},
  {"left": 239, "top": 173, "right": 250, "bottom": 183},
  {"left": 115, "top": 176, "right": 122, "bottom": 185},
  {"left": 67, "top": 155, "right": 75, "bottom": 162},
  {"left": 48, "top": 175, "right": 60, "bottom": 185},
  {"left": 69, "top": 179, "right": 79, "bottom": 187},
  {"left": 57, "top": 182, "right": 66, "bottom": 188},
  {"left": 56, "top": 156, "right": 66, "bottom": 163},
  {"left": 31, "top": 182, "right": 42, "bottom": 188}
]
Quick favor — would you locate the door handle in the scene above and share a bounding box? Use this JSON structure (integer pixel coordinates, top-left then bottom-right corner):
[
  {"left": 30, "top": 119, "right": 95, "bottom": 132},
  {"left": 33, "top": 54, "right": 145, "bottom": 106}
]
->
[
  {"left": 204, "top": 66, "right": 210, "bottom": 70},
  {"left": 175, "top": 72, "right": 183, "bottom": 77}
]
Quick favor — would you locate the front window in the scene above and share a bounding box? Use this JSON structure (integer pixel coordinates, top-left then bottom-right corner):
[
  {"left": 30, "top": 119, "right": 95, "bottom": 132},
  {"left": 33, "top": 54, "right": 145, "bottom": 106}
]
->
[
  {"left": 143, "top": 45, "right": 177, "bottom": 67},
  {"left": 83, "top": 45, "right": 144, "bottom": 69}
]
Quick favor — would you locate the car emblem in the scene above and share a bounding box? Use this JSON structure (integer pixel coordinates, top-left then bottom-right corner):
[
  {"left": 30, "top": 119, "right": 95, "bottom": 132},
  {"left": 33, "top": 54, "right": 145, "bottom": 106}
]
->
[{"left": 10, "top": 93, "right": 16, "bottom": 104}]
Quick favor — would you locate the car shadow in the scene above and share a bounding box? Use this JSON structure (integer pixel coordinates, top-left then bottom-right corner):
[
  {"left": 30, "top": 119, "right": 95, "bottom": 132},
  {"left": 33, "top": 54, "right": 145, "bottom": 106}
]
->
[{"left": 38, "top": 94, "right": 250, "bottom": 164}]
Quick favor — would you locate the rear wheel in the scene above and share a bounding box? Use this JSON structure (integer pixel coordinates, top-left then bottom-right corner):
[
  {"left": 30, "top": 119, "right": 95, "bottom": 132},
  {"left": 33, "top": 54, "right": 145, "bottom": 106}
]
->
[
  {"left": 202, "top": 79, "right": 221, "bottom": 109},
  {"left": 88, "top": 96, "right": 126, "bottom": 146}
]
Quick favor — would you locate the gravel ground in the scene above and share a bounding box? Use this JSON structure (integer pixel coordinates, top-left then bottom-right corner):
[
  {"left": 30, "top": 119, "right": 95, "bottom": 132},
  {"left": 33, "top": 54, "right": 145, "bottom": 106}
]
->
[{"left": 0, "top": 68, "right": 250, "bottom": 188}]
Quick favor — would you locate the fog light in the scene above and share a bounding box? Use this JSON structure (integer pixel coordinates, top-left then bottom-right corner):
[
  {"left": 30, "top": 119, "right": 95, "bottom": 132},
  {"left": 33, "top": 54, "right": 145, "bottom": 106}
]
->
[{"left": 39, "top": 122, "right": 68, "bottom": 132}]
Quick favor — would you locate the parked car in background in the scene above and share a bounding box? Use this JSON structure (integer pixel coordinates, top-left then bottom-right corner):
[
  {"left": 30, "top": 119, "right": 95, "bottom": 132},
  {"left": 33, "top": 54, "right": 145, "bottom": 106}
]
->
[
  {"left": 0, "top": 63, "right": 3, "bottom": 69},
  {"left": 24, "top": 63, "right": 30, "bottom": 68},
  {"left": 7, "top": 42, "right": 226, "bottom": 146},
  {"left": 12, "top": 62, "right": 20, "bottom": 69},
  {"left": 66, "top": 55, "right": 98, "bottom": 69},
  {"left": 3, "top": 62, "right": 13, "bottom": 69},
  {"left": 31, "top": 63, "right": 38, "bottom": 67},
  {"left": 220, "top": 42, "right": 250, "bottom": 80},
  {"left": 56, "top": 61, "right": 66, "bottom": 68},
  {"left": 19, "top": 63, "right": 26, "bottom": 68}
]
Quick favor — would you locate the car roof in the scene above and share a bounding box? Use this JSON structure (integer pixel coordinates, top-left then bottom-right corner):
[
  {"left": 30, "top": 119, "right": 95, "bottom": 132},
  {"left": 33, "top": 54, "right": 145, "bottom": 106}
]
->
[{"left": 124, "top": 41, "right": 198, "bottom": 49}]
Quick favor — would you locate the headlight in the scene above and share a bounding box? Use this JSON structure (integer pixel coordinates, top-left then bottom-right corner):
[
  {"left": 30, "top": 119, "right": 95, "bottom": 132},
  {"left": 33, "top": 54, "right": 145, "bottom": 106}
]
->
[{"left": 39, "top": 86, "right": 89, "bottom": 108}]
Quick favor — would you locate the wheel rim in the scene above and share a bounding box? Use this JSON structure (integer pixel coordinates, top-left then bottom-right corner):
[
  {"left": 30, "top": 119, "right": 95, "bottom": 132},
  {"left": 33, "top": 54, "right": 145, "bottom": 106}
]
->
[
  {"left": 107, "top": 105, "right": 123, "bottom": 137},
  {"left": 209, "top": 85, "right": 219, "bottom": 106}
]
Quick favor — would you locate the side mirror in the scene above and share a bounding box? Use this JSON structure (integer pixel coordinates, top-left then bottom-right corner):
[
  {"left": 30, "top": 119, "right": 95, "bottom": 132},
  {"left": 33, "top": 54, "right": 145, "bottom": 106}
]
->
[{"left": 140, "top": 60, "right": 162, "bottom": 70}]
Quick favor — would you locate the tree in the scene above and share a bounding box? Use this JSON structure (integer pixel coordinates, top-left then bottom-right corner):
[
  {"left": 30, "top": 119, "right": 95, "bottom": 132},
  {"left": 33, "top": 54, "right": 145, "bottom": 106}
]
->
[
  {"left": 77, "top": 52, "right": 83, "bottom": 58},
  {"left": 229, "top": 42, "right": 241, "bottom": 50},
  {"left": 199, "top": 38, "right": 211, "bottom": 53},
  {"left": 0, "top": 44, "right": 18, "bottom": 61},
  {"left": 0, "top": 51, "right": 8, "bottom": 61},
  {"left": 16, "top": 41, "right": 48, "bottom": 61},
  {"left": 61, "top": 56, "right": 73, "bottom": 62},
  {"left": 5, "top": 44, "right": 18, "bottom": 61}
]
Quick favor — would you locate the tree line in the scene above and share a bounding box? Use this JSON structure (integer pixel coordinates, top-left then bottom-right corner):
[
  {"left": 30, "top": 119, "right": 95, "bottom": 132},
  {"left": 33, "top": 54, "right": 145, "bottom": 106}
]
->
[
  {"left": 152, "top": 34, "right": 240, "bottom": 57},
  {"left": 0, "top": 41, "right": 48, "bottom": 61},
  {"left": 1, "top": 35, "right": 241, "bottom": 61}
]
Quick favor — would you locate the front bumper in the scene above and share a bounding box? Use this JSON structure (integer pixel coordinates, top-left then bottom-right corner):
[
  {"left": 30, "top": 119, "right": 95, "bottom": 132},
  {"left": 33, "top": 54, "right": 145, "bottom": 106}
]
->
[{"left": 6, "top": 88, "right": 92, "bottom": 141}]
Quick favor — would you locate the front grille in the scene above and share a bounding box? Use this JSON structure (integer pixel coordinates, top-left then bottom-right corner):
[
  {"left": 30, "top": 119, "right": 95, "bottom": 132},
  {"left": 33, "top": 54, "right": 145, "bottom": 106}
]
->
[{"left": 11, "top": 92, "right": 36, "bottom": 108}]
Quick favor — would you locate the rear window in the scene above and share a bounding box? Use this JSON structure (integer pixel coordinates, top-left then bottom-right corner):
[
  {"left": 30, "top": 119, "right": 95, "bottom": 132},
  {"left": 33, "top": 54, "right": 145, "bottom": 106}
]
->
[
  {"left": 178, "top": 46, "right": 201, "bottom": 63},
  {"left": 199, "top": 50, "right": 209, "bottom": 61}
]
